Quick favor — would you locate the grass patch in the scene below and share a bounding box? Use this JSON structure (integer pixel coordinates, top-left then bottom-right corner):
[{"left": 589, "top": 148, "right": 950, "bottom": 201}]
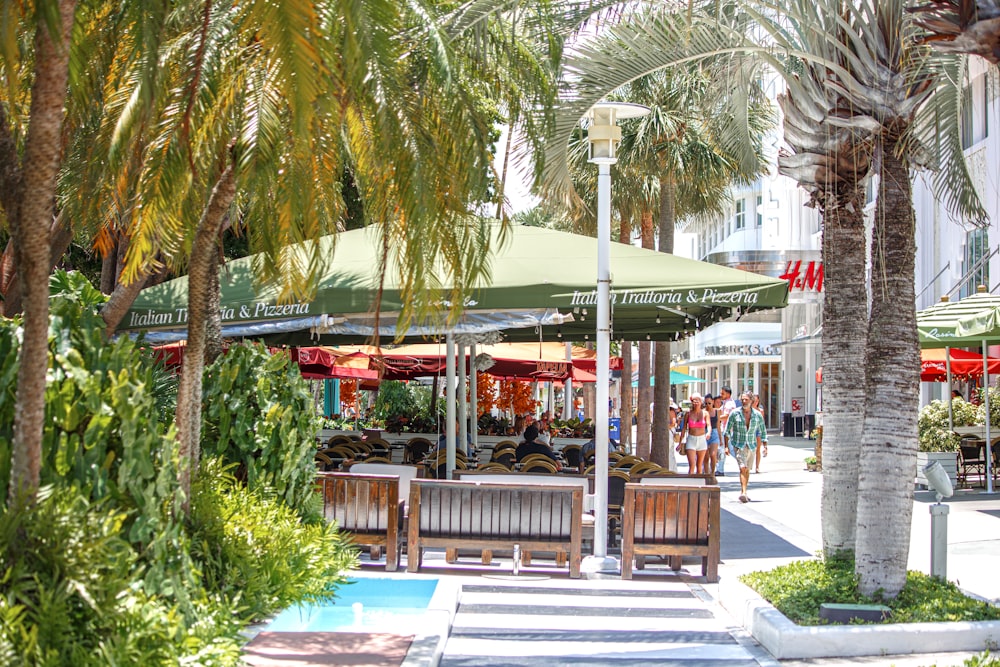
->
[{"left": 740, "top": 558, "right": 1000, "bottom": 626}]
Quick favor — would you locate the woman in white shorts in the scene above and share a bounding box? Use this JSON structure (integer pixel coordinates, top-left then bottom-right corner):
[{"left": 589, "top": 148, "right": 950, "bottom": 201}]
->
[{"left": 681, "top": 394, "right": 710, "bottom": 474}]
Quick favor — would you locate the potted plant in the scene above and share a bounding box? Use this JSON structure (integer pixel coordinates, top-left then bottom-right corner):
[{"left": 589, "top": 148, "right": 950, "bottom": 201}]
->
[
  {"left": 811, "top": 425, "right": 823, "bottom": 467},
  {"left": 804, "top": 456, "right": 820, "bottom": 472},
  {"left": 916, "top": 397, "right": 978, "bottom": 488}
]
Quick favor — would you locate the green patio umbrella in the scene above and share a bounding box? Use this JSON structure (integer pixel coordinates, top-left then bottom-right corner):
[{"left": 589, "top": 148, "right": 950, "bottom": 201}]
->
[
  {"left": 917, "top": 289, "right": 1000, "bottom": 348},
  {"left": 120, "top": 224, "right": 788, "bottom": 343},
  {"left": 917, "top": 287, "right": 1000, "bottom": 492}
]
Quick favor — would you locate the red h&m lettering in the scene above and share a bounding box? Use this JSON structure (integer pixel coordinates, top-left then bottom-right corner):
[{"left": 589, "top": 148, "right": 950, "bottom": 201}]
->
[{"left": 780, "top": 261, "right": 823, "bottom": 293}]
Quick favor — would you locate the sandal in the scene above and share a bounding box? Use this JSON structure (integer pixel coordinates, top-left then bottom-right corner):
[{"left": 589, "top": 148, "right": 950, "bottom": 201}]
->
[{"left": 739, "top": 494, "right": 748, "bottom": 503}]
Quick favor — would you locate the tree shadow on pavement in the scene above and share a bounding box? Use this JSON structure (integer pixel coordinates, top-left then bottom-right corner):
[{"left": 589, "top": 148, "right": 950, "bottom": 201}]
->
[{"left": 720, "top": 508, "right": 812, "bottom": 561}]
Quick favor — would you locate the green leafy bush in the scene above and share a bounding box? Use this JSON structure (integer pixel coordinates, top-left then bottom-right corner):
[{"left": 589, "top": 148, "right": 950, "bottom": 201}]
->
[
  {"left": 201, "top": 342, "right": 321, "bottom": 515},
  {"left": 187, "top": 459, "right": 357, "bottom": 621},
  {"left": 0, "top": 486, "right": 243, "bottom": 665},
  {"left": 741, "top": 558, "right": 1000, "bottom": 625},
  {"left": 918, "top": 398, "right": 979, "bottom": 452}
]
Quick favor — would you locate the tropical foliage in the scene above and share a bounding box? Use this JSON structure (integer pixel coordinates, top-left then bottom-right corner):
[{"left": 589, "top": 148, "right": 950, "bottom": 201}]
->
[
  {"left": 0, "top": 273, "right": 355, "bottom": 662},
  {"left": 201, "top": 342, "right": 323, "bottom": 515},
  {"left": 187, "top": 460, "right": 356, "bottom": 622}
]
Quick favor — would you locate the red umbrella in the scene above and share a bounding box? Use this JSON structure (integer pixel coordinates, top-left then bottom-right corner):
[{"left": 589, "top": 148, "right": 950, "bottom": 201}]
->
[
  {"left": 920, "top": 348, "right": 1000, "bottom": 381},
  {"left": 295, "top": 347, "right": 380, "bottom": 380}
]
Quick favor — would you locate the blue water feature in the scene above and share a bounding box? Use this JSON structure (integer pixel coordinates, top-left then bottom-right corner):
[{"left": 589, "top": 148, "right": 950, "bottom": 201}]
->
[{"left": 265, "top": 578, "right": 439, "bottom": 632}]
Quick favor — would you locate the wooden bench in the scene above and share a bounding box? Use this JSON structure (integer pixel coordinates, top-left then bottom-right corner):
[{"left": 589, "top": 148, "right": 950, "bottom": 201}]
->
[
  {"left": 406, "top": 479, "right": 584, "bottom": 578},
  {"left": 620, "top": 483, "right": 720, "bottom": 582},
  {"left": 316, "top": 472, "right": 402, "bottom": 571}
]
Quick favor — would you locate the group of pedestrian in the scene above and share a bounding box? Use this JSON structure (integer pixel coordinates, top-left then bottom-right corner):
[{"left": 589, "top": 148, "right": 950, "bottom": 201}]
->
[{"left": 676, "top": 385, "right": 768, "bottom": 503}]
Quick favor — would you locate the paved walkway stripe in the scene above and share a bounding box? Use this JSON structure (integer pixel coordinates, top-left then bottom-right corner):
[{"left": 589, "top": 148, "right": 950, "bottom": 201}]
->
[{"left": 440, "top": 580, "right": 759, "bottom": 667}]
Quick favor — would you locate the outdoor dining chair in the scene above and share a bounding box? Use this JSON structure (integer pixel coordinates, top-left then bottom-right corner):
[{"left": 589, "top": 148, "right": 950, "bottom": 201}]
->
[{"left": 958, "top": 441, "right": 988, "bottom": 488}]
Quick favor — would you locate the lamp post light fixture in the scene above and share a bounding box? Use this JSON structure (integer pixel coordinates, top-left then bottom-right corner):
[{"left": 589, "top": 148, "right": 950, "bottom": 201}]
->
[
  {"left": 923, "top": 460, "right": 954, "bottom": 579},
  {"left": 583, "top": 101, "right": 650, "bottom": 575}
]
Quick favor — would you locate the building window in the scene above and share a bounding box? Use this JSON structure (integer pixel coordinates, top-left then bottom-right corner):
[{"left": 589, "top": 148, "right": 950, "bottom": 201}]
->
[
  {"left": 735, "top": 199, "right": 746, "bottom": 230},
  {"left": 961, "top": 228, "right": 989, "bottom": 298},
  {"left": 756, "top": 195, "right": 763, "bottom": 226},
  {"left": 961, "top": 76, "right": 989, "bottom": 149}
]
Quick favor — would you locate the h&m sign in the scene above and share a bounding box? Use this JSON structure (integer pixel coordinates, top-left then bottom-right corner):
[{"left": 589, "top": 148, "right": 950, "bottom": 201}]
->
[{"left": 780, "top": 261, "right": 823, "bottom": 293}]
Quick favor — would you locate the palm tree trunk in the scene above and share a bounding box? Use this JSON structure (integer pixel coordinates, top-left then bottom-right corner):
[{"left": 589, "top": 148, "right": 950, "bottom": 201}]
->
[
  {"left": 855, "top": 142, "right": 919, "bottom": 598},
  {"left": 6, "top": 1, "right": 77, "bottom": 507},
  {"left": 635, "top": 209, "right": 655, "bottom": 459},
  {"left": 651, "top": 177, "right": 677, "bottom": 468},
  {"left": 819, "top": 186, "right": 869, "bottom": 558},
  {"left": 618, "top": 211, "right": 633, "bottom": 450},
  {"left": 175, "top": 163, "right": 236, "bottom": 510},
  {"left": 204, "top": 215, "right": 232, "bottom": 364}
]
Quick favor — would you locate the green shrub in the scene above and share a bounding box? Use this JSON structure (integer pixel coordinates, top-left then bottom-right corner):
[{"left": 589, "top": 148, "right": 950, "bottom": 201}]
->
[
  {"left": 0, "top": 486, "right": 243, "bottom": 666},
  {"left": 187, "top": 459, "right": 357, "bottom": 622},
  {"left": 741, "top": 558, "right": 1000, "bottom": 625},
  {"left": 918, "top": 398, "right": 979, "bottom": 452},
  {"left": 200, "top": 342, "right": 321, "bottom": 515}
]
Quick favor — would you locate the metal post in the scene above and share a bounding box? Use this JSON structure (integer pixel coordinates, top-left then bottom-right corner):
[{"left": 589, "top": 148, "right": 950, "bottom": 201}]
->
[
  {"left": 984, "top": 340, "right": 995, "bottom": 493},
  {"left": 564, "top": 342, "right": 574, "bottom": 420},
  {"left": 929, "top": 503, "right": 949, "bottom": 579},
  {"left": 446, "top": 334, "right": 456, "bottom": 479},
  {"left": 470, "top": 342, "right": 478, "bottom": 452},
  {"left": 458, "top": 341, "right": 468, "bottom": 458}
]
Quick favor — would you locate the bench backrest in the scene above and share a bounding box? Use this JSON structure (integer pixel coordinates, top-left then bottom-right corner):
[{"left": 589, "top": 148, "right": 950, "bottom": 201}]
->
[
  {"left": 348, "top": 463, "right": 420, "bottom": 501},
  {"left": 454, "top": 471, "right": 593, "bottom": 511},
  {"left": 316, "top": 472, "right": 399, "bottom": 534},
  {"left": 623, "top": 483, "right": 720, "bottom": 545},
  {"left": 410, "top": 479, "right": 582, "bottom": 540},
  {"left": 637, "top": 474, "right": 716, "bottom": 486}
]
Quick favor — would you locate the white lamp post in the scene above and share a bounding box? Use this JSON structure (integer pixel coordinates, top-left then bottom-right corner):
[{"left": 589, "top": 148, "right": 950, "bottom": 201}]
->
[{"left": 583, "top": 101, "right": 650, "bottom": 574}]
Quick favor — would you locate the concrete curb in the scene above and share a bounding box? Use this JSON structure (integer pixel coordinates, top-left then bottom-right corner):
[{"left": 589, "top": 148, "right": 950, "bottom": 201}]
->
[{"left": 719, "top": 576, "right": 1000, "bottom": 659}]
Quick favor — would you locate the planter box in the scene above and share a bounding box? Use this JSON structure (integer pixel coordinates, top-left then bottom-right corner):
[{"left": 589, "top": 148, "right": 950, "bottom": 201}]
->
[
  {"left": 720, "top": 577, "right": 1000, "bottom": 659},
  {"left": 915, "top": 451, "right": 958, "bottom": 490}
]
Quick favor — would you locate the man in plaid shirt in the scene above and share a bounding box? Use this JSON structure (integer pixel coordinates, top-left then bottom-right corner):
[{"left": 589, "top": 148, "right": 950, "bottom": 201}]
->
[{"left": 724, "top": 391, "right": 767, "bottom": 503}]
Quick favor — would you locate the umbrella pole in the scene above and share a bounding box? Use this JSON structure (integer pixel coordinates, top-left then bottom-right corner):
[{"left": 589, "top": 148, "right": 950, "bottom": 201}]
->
[
  {"left": 946, "top": 346, "right": 953, "bottom": 432},
  {"left": 470, "top": 343, "right": 478, "bottom": 452},
  {"left": 458, "top": 341, "right": 468, "bottom": 459},
  {"left": 446, "top": 335, "right": 456, "bottom": 480},
  {"left": 563, "top": 342, "right": 573, "bottom": 420},
  {"left": 984, "top": 340, "right": 995, "bottom": 493}
]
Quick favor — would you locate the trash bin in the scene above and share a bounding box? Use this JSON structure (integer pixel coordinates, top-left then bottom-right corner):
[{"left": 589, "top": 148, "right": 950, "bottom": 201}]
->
[{"left": 609, "top": 417, "right": 621, "bottom": 441}]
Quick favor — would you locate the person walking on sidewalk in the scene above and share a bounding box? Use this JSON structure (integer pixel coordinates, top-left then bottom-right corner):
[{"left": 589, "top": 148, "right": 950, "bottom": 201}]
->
[
  {"left": 715, "top": 387, "right": 737, "bottom": 476},
  {"left": 751, "top": 393, "right": 768, "bottom": 473},
  {"left": 724, "top": 391, "right": 767, "bottom": 503}
]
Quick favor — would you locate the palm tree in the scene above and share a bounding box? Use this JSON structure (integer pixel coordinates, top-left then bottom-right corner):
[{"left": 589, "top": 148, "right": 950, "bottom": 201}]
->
[
  {"left": 909, "top": 1, "right": 1000, "bottom": 62},
  {"left": 0, "top": 0, "right": 78, "bottom": 506},
  {"left": 15, "top": 0, "right": 545, "bottom": 506},
  {"left": 540, "top": 0, "right": 986, "bottom": 596},
  {"left": 617, "top": 67, "right": 772, "bottom": 468}
]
